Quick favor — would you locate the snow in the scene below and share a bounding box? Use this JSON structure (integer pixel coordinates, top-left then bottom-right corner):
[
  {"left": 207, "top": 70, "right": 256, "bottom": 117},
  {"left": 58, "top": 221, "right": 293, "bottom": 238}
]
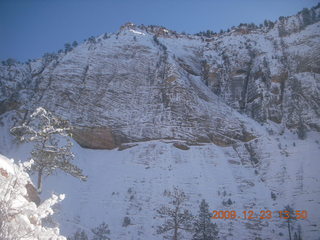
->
[
  {"left": 0, "top": 154, "right": 14, "bottom": 174},
  {"left": 1, "top": 124, "right": 320, "bottom": 239},
  {"left": 129, "top": 29, "right": 146, "bottom": 35},
  {"left": 0, "top": 153, "right": 66, "bottom": 240}
]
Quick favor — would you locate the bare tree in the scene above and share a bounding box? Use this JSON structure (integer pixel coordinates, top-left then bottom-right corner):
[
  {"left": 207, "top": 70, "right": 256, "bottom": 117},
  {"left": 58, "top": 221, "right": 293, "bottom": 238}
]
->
[
  {"left": 281, "top": 205, "right": 297, "bottom": 240},
  {"left": 293, "top": 224, "right": 302, "bottom": 240},
  {"left": 156, "top": 187, "right": 194, "bottom": 240}
]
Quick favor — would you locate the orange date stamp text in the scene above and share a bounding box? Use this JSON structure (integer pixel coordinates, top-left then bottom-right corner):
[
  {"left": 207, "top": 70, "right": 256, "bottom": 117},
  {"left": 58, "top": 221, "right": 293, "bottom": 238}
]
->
[{"left": 211, "top": 210, "right": 308, "bottom": 220}]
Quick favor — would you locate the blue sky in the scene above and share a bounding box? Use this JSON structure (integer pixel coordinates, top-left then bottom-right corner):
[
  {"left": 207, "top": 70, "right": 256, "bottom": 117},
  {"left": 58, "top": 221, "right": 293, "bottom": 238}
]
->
[{"left": 0, "top": 0, "right": 319, "bottom": 61}]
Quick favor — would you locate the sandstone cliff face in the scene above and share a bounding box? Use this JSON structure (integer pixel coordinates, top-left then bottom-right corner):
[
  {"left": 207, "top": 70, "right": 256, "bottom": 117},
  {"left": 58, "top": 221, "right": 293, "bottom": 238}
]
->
[
  {"left": 0, "top": 8, "right": 319, "bottom": 149},
  {"left": 200, "top": 21, "right": 320, "bottom": 131}
]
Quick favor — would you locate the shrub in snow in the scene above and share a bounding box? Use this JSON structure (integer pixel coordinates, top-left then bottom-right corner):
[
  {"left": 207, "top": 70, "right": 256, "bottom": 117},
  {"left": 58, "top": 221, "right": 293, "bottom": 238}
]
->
[
  {"left": 10, "top": 107, "right": 87, "bottom": 192},
  {"left": 0, "top": 154, "right": 66, "bottom": 240},
  {"left": 91, "top": 222, "right": 111, "bottom": 240},
  {"left": 122, "top": 216, "right": 131, "bottom": 227},
  {"left": 67, "top": 229, "right": 88, "bottom": 240}
]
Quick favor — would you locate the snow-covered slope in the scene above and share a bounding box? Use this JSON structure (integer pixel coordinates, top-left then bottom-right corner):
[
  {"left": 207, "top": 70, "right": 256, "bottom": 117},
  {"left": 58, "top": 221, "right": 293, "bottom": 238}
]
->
[{"left": 1, "top": 125, "right": 320, "bottom": 240}]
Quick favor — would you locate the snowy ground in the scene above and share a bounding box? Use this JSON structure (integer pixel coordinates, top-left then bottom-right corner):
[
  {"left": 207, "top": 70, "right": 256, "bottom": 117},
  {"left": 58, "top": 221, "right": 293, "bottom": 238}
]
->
[{"left": 1, "top": 118, "right": 320, "bottom": 240}]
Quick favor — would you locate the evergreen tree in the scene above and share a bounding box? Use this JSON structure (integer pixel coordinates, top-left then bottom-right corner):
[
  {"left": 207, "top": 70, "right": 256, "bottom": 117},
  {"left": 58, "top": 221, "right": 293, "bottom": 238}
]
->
[
  {"left": 10, "top": 107, "right": 87, "bottom": 192},
  {"left": 64, "top": 43, "right": 72, "bottom": 53},
  {"left": 122, "top": 216, "right": 131, "bottom": 227},
  {"left": 68, "top": 229, "right": 88, "bottom": 240},
  {"left": 3, "top": 58, "right": 17, "bottom": 66},
  {"left": 310, "top": 8, "right": 316, "bottom": 22},
  {"left": 264, "top": 20, "right": 274, "bottom": 29},
  {"left": 88, "top": 36, "right": 96, "bottom": 43},
  {"left": 297, "top": 116, "right": 306, "bottom": 140},
  {"left": 91, "top": 222, "right": 111, "bottom": 240},
  {"left": 205, "top": 30, "right": 215, "bottom": 37},
  {"left": 153, "top": 35, "right": 160, "bottom": 45},
  {"left": 248, "top": 23, "right": 256, "bottom": 29},
  {"left": 301, "top": 8, "right": 312, "bottom": 27},
  {"left": 269, "top": 21, "right": 275, "bottom": 28},
  {"left": 103, "top": 33, "right": 108, "bottom": 39},
  {"left": 42, "top": 52, "right": 57, "bottom": 66},
  {"left": 288, "top": 78, "right": 306, "bottom": 139},
  {"left": 193, "top": 199, "right": 219, "bottom": 240},
  {"left": 72, "top": 41, "right": 78, "bottom": 48},
  {"left": 156, "top": 187, "right": 194, "bottom": 240}
]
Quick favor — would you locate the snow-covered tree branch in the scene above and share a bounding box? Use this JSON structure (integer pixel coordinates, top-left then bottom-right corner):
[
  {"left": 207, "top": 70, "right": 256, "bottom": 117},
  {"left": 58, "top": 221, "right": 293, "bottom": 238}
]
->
[
  {"left": 10, "top": 107, "right": 87, "bottom": 192},
  {"left": 0, "top": 154, "right": 66, "bottom": 240}
]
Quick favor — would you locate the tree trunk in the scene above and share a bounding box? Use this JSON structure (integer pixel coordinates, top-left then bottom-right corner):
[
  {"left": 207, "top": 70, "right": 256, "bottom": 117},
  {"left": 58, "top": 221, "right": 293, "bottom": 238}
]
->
[
  {"left": 173, "top": 226, "right": 178, "bottom": 240},
  {"left": 288, "top": 221, "right": 292, "bottom": 240},
  {"left": 37, "top": 168, "right": 43, "bottom": 193},
  {"left": 173, "top": 206, "right": 178, "bottom": 240}
]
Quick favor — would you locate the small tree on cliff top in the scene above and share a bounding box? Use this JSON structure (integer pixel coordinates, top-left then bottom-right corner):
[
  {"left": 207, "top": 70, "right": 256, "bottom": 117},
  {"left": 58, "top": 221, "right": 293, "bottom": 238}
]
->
[{"left": 11, "top": 107, "right": 87, "bottom": 192}]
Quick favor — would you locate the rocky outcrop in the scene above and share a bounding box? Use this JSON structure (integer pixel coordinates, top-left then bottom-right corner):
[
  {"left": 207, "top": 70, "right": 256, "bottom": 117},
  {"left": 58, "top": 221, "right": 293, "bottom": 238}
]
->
[
  {"left": 25, "top": 182, "right": 41, "bottom": 206},
  {"left": 72, "top": 126, "right": 127, "bottom": 149}
]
